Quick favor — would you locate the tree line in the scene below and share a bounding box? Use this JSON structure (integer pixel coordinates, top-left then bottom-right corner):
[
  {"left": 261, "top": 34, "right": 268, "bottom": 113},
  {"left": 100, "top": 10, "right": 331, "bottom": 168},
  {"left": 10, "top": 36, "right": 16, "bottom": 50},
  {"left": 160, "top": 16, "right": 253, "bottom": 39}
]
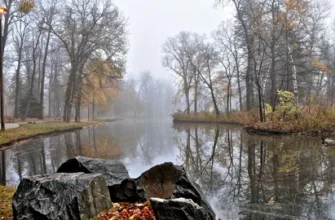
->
[
  {"left": 112, "top": 72, "right": 174, "bottom": 119},
  {"left": 164, "top": 0, "right": 333, "bottom": 122},
  {"left": 1, "top": 0, "right": 127, "bottom": 124}
]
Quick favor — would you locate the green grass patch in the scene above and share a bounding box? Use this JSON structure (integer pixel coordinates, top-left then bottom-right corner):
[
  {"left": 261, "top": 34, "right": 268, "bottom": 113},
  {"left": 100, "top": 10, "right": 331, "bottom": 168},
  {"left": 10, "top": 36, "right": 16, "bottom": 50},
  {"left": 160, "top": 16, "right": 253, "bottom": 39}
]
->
[
  {"left": 0, "top": 121, "right": 100, "bottom": 146},
  {"left": 0, "top": 185, "right": 16, "bottom": 220}
]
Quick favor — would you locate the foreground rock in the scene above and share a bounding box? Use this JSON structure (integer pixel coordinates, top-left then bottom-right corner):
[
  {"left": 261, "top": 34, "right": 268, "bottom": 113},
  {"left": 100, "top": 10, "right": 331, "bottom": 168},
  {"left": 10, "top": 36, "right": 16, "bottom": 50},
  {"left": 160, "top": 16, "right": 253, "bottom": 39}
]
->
[
  {"left": 57, "top": 156, "right": 129, "bottom": 185},
  {"left": 57, "top": 157, "right": 145, "bottom": 202},
  {"left": 14, "top": 158, "right": 216, "bottom": 220},
  {"left": 151, "top": 198, "right": 213, "bottom": 220},
  {"left": 12, "top": 173, "right": 112, "bottom": 220},
  {"left": 136, "top": 162, "right": 215, "bottom": 220}
]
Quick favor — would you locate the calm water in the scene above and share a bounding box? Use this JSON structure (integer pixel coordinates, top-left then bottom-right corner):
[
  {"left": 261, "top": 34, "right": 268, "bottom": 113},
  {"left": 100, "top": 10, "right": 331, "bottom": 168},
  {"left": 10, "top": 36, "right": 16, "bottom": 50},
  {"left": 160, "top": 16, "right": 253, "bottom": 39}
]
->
[{"left": 1, "top": 119, "right": 333, "bottom": 219}]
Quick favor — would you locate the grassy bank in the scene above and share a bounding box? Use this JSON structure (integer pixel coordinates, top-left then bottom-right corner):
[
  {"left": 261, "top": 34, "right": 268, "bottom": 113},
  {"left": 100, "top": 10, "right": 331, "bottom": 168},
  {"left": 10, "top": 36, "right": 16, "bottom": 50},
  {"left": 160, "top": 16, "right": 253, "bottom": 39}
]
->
[
  {"left": 0, "top": 121, "right": 100, "bottom": 148},
  {"left": 0, "top": 185, "right": 16, "bottom": 220},
  {"left": 173, "top": 107, "right": 335, "bottom": 136},
  {"left": 172, "top": 111, "right": 257, "bottom": 125}
]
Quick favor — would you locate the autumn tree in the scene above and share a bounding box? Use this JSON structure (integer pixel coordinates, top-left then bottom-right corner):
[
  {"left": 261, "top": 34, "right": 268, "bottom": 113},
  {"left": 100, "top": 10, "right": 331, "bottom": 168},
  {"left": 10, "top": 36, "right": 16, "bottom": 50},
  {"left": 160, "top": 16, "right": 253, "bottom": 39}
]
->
[
  {"left": 81, "top": 58, "right": 121, "bottom": 120},
  {"left": 48, "top": 0, "right": 127, "bottom": 122}
]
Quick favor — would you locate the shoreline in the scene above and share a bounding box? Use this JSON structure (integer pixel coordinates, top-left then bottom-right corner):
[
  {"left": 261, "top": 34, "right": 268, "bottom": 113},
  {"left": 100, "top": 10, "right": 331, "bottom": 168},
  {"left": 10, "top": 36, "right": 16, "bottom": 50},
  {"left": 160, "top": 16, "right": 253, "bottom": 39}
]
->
[
  {"left": 173, "top": 117, "right": 332, "bottom": 137},
  {"left": 173, "top": 119, "right": 294, "bottom": 135},
  {"left": 0, "top": 121, "right": 103, "bottom": 150},
  {"left": 172, "top": 118, "right": 242, "bottom": 126}
]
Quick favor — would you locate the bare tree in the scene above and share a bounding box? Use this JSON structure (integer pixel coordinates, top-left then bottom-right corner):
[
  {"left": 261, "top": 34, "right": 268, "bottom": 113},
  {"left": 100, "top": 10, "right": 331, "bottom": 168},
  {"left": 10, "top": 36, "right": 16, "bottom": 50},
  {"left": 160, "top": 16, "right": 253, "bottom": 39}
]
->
[
  {"left": 188, "top": 37, "right": 221, "bottom": 116},
  {"left": 163, "top": 32, "right": 194, "bottom": 114}
]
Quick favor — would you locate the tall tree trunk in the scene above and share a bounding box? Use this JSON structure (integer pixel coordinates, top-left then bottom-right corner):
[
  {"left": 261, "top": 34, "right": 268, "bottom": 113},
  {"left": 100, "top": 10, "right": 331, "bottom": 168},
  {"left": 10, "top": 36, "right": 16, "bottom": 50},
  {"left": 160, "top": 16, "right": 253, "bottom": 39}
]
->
[
  {"left": 270, "top": 0, "right": 279, "bottom": 111},
  {"left": 227, "top": 80, "right": 231, "bottom": 115},
  {"left": 92, "top": 97, "right": 95, "bottom": 120},
  {"left": 63, "top": 67, "right": 76, "bottom": 122},
  {"left": 232, "top": 0, "right": 254, "bottom": 110},
  {"left": 288, "top": 45, "right": 299, "bottom": 104},
  {"left": 14, "top": 47, "right": 23, "bottom": 118},
  {"left": 37, "top": 50, "right": 42, "bottom": 97},
  {"left": 48, "top": 65, "right": 53, "bottom": 118},
  {"left": 1, "top": 0, "right": 14, "bottom": 59},
  {"left": 235, "top": 53, "right": 243, "bottom": 111},
  {"left": 39, "top": 30, "right": 51, "bottom": 119},
  {"left": 53, "top": 65, "right": 61, "bottom": 117},
  {"left": 257, "top": 84, "right": 264, "bottom": 122},
  {"left": 209, "top": 86, "right": 220, "bottom": 116},
  {"left": 75, "top": 91, "right": 81, "bottom": 123},
  {"left": 0, "top": 0, "right": 14, "bottom": 128},
  {"left": 184, "top": 79, "right": 191, "bottom": 114},
  {"left": 194, "top": 74, "right": 198, "bottom": 113},
  {"left": 246, "top": 38, "right": 255, "bottom": 110},
  {"left": 270, "top": 50, "right": 277, "bottom": 110},
  {"left": 23, "top": 32, "right": 41, "bottom": 120},
  {"left": 75, "top": 66, "right": 84, "bottom": 122}
]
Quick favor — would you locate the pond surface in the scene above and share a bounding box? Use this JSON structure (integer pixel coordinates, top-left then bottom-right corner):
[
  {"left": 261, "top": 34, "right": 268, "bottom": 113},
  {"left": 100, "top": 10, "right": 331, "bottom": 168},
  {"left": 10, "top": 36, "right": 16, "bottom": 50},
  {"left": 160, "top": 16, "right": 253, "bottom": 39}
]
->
[{"left": 1, "top": 119, "right": 333, "bottom": 219}]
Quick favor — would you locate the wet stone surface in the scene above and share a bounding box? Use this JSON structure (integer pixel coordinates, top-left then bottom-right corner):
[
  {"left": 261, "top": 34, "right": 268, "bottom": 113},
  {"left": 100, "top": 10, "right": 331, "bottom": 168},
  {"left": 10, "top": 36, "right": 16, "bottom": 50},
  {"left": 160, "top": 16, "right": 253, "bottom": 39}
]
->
[
  {"left": 12, "top": 172, "right": 112, "bottom": 220},
  {"left": 57, "top": 156, "right": 130, "bottom": 185},
  {"left": 151, "top": 198, "right": 214, "bottom": 220},
  {"left": 136, "top": 162, "right": 216, "bottom": 220}
]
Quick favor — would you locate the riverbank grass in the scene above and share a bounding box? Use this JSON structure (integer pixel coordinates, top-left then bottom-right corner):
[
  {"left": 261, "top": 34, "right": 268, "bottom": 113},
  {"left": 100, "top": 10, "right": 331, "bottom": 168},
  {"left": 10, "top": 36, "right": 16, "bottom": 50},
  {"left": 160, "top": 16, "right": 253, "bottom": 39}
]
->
[
  {"left": 0, "top": 185, "right": 16, "bottom": 219},
  {"left": 0, "top": 121, "right": 100, "bottom": 147},
  {"left": 173, "top": 106, "right": 335, "bottom": 135},
  {"left": 172, "top": 111, "right": 256, "bottom": 125}
]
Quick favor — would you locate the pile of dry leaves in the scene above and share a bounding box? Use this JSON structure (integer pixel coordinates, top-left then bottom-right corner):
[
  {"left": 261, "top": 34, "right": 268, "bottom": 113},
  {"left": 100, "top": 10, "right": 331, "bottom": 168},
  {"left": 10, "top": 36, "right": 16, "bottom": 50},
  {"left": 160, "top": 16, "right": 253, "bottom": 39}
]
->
[{"left": 93, "top": 201, "right": 155, "bottom": 220}]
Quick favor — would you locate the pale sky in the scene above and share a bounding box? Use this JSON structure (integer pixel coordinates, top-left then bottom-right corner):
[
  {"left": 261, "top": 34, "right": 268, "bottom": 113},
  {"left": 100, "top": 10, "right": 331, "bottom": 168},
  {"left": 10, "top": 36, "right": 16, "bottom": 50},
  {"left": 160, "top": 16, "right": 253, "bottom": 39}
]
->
[
  {"left": 113, "top": 0, "right": 335, "bottom": 81},
  {"left": 113, "top": 0, "right": 233, "bottom": 80}
]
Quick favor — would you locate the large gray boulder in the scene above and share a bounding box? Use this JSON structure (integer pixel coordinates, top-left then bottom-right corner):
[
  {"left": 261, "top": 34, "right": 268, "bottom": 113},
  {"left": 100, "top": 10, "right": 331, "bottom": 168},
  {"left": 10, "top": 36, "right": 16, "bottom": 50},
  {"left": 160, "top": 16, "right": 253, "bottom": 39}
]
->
[
  {"left": 136, "top": 162, "right": 215, "bottom": 220},
  {"left": 57, "top": 156, "right": 129, "bottom": 186},
  {"left": 57, "top": 157, "right": 144, "bottom": 202},
  {"left": 150, "top": 198, "right": 214, "bottom": 220},
  {"left": 12, "top": 173, "right": 112, "bottom": 220}
]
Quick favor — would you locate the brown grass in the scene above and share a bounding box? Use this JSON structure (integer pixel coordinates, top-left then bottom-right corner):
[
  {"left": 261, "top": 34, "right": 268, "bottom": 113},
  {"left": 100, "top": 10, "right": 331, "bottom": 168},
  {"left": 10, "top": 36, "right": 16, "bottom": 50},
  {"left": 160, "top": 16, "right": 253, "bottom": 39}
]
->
[
  {"left": 172, "top": 106, "right": 335, "bottom": 135},
  {"left": 0, "top": 185, "right": 16, "bottom": 220},
  {"left": 172, "top": 111, "right": 258, "bottom": 126}
]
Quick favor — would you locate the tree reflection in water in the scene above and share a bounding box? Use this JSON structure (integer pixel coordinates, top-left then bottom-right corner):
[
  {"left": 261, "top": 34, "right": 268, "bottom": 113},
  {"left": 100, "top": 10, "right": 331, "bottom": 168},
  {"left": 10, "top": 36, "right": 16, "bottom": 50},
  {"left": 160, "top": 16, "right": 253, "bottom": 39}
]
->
[
  {"left": 2, "top": 120, "right": 335, "bottom": 219},
  {"left": 174, "top": 123, "right": 335, "bottom": 219}
]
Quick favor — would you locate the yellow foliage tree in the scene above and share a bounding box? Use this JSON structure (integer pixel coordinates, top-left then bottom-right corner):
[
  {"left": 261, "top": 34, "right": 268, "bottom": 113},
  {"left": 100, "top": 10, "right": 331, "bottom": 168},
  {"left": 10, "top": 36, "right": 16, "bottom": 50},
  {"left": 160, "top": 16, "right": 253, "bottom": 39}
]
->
[
  {"left": 274, "top": 90, "right": 298, "bottom": 121},
  {"left": 81, "top": 59, "right": 122, "bottom": 119}
]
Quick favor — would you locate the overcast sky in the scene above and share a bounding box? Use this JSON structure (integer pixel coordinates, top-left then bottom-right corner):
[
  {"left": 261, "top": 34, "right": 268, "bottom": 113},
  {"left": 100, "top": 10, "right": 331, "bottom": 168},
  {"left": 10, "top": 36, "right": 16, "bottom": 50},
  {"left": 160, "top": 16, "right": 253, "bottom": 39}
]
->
[
  {"left": 113, "top": 0, "right": 233, "bottom": 80},
  {"left": 113, "top": 0, "right": 335, "bottom": 81}
]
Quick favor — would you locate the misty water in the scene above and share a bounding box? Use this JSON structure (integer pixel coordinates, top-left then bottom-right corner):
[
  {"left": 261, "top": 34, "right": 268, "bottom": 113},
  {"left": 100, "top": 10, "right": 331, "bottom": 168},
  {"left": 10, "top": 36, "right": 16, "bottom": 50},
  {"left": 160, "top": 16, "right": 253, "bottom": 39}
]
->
[{"left": 1, "top": 119, "right": 334, "bottom": 219}]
